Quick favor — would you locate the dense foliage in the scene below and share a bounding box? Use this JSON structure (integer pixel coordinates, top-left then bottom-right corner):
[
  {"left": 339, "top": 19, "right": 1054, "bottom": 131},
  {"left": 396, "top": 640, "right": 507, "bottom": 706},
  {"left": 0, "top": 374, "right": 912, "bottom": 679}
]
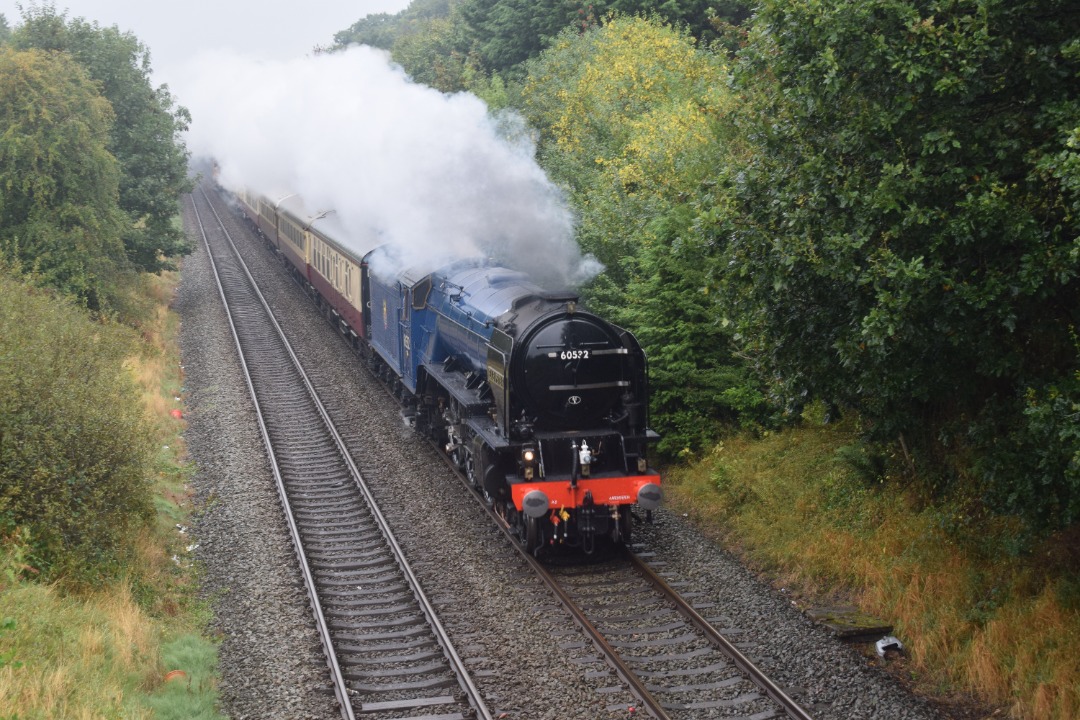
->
[
  {"left": 717, "top": 0, "right": 1080, "bottom": 529},
  {"left": 522, "top": 17, "right": 763, "bottom": 455},
  {"left": 347, "top": 0, "right": 1080, "bottom": 530},
  {"left": 0, "top": 46, "right": 128, "bottom": 308},
  {"left": 459, "top": 0, "right": 749, "bottom": 74},
  {"left": 523, "top": 18, "right": 727, "bottom": 276},
  {"left": 391, "top": 13, "right": 473, "bottom": 92},
  {"left": 334, "top": 0, "right": 460, "bottom": 51},
  {"left": 12, "top": 5, "right": 193, "bottom": 274},
  {"left": 0, "top": 272, "right": 154, "bottom": 584},
  {"left": 0, "top": 6, "right": 187, "bottom": 586},
  {"left": 332, "top": 0, "right": 750, "bottom": 92}
]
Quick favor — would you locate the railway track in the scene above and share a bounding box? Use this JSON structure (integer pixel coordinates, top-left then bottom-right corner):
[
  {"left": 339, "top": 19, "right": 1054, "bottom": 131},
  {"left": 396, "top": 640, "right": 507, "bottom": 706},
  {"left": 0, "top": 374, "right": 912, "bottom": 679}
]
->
[
  {"left": 546, "top": 553, "right": 814, "bottom": 719},
  {"left": 188, "top": 186, "right": 492, "bottom": 720},
  {"left": 200, "top": 179, "right": 814, "bottom": 719},
  {"left": 358, "top": 322, "right": 814, "bottom": 715},
  {"left": 445, "top": 473, "right": 815, "bottom": 719}
]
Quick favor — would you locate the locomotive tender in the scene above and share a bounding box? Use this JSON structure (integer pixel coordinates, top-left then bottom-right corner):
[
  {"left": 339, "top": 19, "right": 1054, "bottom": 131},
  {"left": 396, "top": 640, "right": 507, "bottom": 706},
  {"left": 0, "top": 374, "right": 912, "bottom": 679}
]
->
[{"left": 232, "top": 187, "right": 661, "bottom": 554}]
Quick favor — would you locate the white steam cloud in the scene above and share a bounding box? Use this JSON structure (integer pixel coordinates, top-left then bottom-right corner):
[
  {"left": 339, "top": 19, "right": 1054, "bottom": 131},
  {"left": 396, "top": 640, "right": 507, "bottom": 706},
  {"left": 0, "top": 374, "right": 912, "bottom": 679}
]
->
[{"left": 178, "top": 45, "right": 601, "bottom": 288}]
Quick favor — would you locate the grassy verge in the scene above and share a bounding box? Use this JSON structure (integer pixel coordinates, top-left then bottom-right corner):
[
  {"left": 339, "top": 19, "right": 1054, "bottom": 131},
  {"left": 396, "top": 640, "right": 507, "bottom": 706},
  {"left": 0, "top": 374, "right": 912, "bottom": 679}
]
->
[
  {"left": 0, "top": 268, "right": 225, "bottom": 719},
  {"left": 667, "top": 413, "right": 1079, "bottom": 719}
]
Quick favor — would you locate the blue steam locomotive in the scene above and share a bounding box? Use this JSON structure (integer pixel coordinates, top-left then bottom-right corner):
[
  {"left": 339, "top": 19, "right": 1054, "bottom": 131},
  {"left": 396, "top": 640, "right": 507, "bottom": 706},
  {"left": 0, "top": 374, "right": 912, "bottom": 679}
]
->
[{"left": 234, "top": 187, "right": 662, "bottom": 554}]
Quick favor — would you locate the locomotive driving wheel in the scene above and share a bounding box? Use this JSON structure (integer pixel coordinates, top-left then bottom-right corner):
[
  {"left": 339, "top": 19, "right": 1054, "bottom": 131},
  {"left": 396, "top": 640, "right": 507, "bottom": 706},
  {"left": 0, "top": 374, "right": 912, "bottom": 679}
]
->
[
  {"left": 464, "top": 451, "right": 480, "bottom": 489},
  {"left": 504, "top": 505, "right": 542, "bottom": 554},
  {"left": 450, "top": 445, "right": 466, "bottom": 470}
]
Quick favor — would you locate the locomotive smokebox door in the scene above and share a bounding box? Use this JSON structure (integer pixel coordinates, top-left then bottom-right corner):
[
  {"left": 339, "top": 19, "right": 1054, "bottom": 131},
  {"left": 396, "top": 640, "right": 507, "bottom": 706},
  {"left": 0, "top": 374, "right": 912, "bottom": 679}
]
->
[{"left": 518, "top": 315, "right": 631, "bottom": 429}]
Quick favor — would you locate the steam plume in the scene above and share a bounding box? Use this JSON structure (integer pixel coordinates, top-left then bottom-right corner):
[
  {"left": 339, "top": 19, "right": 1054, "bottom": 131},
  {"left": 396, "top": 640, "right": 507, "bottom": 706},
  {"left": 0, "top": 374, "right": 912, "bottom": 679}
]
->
[{"left": 177, "top": 45, "right": 601, "bottom": 288}]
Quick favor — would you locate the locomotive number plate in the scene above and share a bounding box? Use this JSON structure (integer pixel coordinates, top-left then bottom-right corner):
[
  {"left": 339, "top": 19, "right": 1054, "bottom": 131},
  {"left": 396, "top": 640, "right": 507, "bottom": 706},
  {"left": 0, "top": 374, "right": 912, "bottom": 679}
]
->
[{"left": 550, "top": 350, "right": 590, "bottom": 360}]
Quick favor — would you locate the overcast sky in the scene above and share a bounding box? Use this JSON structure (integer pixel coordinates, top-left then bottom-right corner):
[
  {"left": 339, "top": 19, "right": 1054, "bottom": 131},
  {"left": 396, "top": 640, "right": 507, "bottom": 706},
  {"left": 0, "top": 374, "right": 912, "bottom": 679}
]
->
[{"left": 0, "top": 0, "right": 413, "bottom": 87}]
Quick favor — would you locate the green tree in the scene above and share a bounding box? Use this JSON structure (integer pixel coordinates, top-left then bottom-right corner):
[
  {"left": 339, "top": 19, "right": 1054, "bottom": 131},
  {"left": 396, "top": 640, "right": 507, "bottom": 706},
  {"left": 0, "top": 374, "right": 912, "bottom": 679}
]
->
[
  {"left": 13, "top": 5, "right": 192, "bottom": 273},
  {"left": 524, "top": 17, "right": 757, "bottom": 454},
  {"left": 0, "top": 270, "right": 154, "bottom": 584},
  {"left": 0, "top": 46, "right": 127, "bottom": 308},
  {"left": 334, "top": 12, "right": 404, "bottom": 50},
  {"left": 719, "top": 0, "right": 1080, "bottom": 528},
  {"left": 334, "top": 0, "right": 461, "bottom": 51},
  {"left": 460, "top": 0, "right": 750, "bottom": 74},
  {"left": 608, "top": 204, "right": 766, "bottom": 456},
  {"left": 392, "top": 14, "right": 472, "bottom": 92},
  {"left": 524, "top": 16, "right": 730, "bottom": 281},
  {"left": 332, "top": 0, "right": 481, "bottom": 93},
  {"left": 0, "top": 14, "right": 11, "bottom": 44},
  {"left": 459, "top": 0, "right": 581, "bottom": 72}
]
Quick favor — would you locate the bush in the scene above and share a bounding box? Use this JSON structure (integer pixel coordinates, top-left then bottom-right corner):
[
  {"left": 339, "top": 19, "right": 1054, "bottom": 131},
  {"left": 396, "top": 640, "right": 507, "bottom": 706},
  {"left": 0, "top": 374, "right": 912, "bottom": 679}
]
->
[
  {"left": 971, "top": 375, "right": 1080, "bottom": 532},
  {"left": 0, "top": 271, "right": 154, "bottom": 584}
]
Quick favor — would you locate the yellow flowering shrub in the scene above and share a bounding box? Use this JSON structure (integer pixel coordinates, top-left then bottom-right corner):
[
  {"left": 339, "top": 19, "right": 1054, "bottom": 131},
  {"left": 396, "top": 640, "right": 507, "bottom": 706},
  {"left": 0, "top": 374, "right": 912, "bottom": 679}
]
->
[{"left": 524, "top": 16, "right": 732, "bottom": 201}]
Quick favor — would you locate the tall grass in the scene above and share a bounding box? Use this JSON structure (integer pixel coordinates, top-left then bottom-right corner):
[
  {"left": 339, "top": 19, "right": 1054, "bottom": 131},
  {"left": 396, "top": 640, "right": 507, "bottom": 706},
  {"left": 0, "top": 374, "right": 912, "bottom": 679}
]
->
[
  {"left": 123, "top": 269, "right": 225, "bottom": 718},
  {"left": 667, "top": 418, "right": 1080, "bottom": 719},
  {"left": 0, "top": 579, "right": 155, "bottom": 719},
  {"left": 0, "top": 264, "right": 225, "bottom": 719}
]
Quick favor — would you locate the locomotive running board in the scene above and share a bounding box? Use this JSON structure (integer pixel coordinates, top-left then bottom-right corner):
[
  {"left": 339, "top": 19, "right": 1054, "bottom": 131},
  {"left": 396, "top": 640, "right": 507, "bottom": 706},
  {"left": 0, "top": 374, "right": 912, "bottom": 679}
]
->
[{"left": 421, "top": 363, "right": 490, "bottom": 417}]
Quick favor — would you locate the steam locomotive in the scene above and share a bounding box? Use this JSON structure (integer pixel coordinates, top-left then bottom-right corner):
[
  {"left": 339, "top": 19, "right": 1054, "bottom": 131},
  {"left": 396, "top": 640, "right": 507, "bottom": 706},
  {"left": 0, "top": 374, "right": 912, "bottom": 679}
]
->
[{"left": 231, "top": 186, "right": 661, "bottom": 554}]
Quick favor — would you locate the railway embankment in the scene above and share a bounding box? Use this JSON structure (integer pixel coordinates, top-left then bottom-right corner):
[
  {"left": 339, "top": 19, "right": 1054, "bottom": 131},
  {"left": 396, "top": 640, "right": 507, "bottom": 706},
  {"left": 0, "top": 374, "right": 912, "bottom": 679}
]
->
[
  {"left": 0, "top": 268, "right": 224, "bottom": 719},
  {"left": 666, "top": 419, "right": 1079, "bottom": 719}
]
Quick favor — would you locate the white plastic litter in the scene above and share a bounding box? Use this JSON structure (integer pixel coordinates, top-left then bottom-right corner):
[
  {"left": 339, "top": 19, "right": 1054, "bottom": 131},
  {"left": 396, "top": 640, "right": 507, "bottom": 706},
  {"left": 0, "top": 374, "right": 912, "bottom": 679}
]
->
[{"left": 876, "top": 635, "right": 903, "bottom": 657}]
